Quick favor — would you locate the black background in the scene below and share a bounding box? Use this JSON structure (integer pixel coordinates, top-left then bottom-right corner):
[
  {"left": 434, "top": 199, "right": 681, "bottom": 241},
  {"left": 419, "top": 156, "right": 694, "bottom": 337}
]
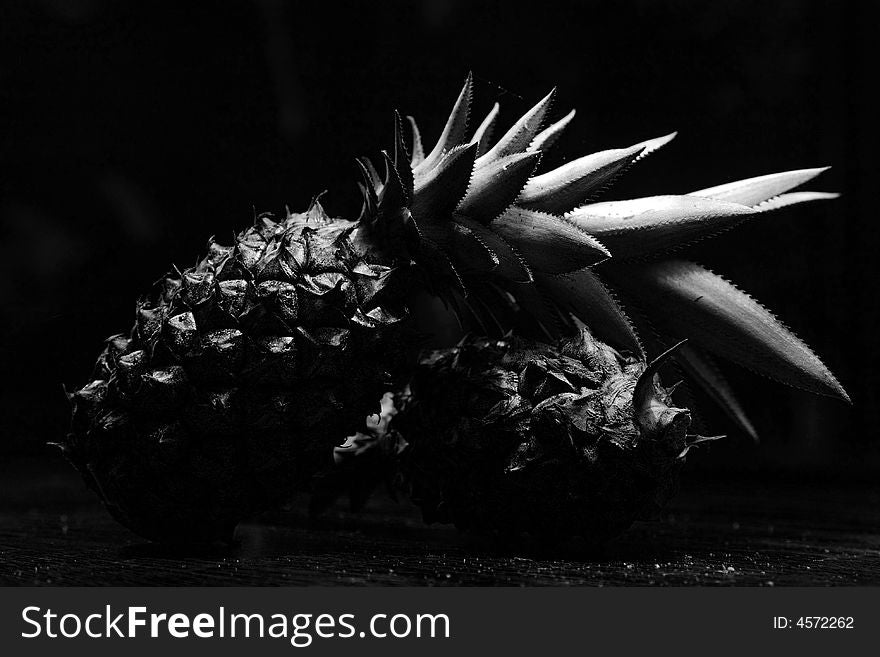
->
[{"left": 0, "top": 0, "right": 875, "bottom": 474}]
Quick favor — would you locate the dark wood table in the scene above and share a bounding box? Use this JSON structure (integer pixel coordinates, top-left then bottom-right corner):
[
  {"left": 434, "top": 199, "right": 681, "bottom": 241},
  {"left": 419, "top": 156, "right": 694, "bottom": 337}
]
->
[{"left": 2, "top": 458, "right": 878, "bottom": 586}]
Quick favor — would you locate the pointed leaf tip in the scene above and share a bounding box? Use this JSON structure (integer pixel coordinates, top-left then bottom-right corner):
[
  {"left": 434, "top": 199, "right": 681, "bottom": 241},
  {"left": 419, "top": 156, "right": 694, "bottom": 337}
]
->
[
  {"left": 481, "top": 88, "right": 555, "bottom": 163},
  {"left": 692, "top": 167, "right": 832, "bottom": 207},
  {"left": 411, "top": 142, "right": 478, "bottom": 223},
  {"left": 456, "top": 217, "right": 533, "bottom": 283},
  {"left": 458, "top": 150, "right": 541, "bottom": 221},
  {"left": 675, "top": 344, "right": 760, "bottom": 442},
  {"left": 612, "top": 259, "right": 851, "bottom": 403},
  {"left": 754, "top": 191, "right": 840, "bottom": 212},
  {"left": 378, "top": 150, "right": 407, "bottom": 210},
  {"left": 567, "top": 195, "right": 756, "bottom": 259},
  {"left": 520, "top": 132, "right": 678, "bottom": 214},
  {"left": 407, "top": 115, "right": 425, "bottom": 166},
  {"left": 392, "top": 111, "right": 415, "bottom": 199},
  {"left": 529, "top": 108, "right": 576, "bottom": 153},
  {"left": 536, "top": 268, "right": 643, "bottom": 357},
  {"left": 470, "top": 102, "right": 500, "bottom": 157},
  {"left": 416, "top": 74, "right": 474, "bottom": 174},
  {"left": 519, "top": 142, "right": 646, "bottom": 214},
  {"left": 447, "top": 221, "right": 500, "bottom": 275},
  {"left": 635, "top": 132, "right": 677, "bottom": 161},
  {"left": 491, "top": 207, "right": 610, "bottom": 274}
]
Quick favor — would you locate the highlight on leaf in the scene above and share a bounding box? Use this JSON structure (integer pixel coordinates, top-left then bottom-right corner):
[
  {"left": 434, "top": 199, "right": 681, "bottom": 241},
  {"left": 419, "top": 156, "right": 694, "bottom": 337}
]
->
[
  {"left": 567, "top": 195, "right": 757, "bottom": 259},
  {"left": 609, "top": 259, "right": 850, "bottom": 403}
]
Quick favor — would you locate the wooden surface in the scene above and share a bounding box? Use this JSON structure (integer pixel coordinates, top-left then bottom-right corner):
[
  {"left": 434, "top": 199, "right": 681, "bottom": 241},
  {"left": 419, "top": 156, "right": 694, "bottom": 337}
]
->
[{"left": 1, "top": 458, "right": 879, "bottom": 586}]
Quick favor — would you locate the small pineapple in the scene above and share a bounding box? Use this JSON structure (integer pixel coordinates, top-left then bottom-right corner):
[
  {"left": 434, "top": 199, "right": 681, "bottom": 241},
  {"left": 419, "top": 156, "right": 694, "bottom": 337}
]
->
[
  {"left": 63, "top": 74, "right": 847, "bottom": 543},
  {"left": 389, "top": 329, "right": 699, "bottom": 544}
]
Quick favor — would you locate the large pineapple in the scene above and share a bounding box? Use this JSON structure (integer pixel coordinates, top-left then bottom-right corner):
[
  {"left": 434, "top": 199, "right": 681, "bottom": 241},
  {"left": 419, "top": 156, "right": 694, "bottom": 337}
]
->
[{"left": 63, "top": 74, "right": 847, "bottom": 543}]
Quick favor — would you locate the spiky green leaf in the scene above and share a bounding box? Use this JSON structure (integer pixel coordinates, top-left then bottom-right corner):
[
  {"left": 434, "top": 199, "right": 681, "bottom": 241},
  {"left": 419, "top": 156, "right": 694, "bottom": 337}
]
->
[
  {"left": 456, "top": 217, "right": 533, "bottom": 282},
  {"left": 519, "top": 133, "right": 677, "bottom": 214},
  {"left": 491, "top": 207, "right": 609, "bottom": 274},
  {"left": 567, "top": 195, "right": 756, "bottom": 259},
  {"left": 535, "top": 269, "right": 643, "bottom": 357},
  {"left": 674, "top": 344, "right": 759, "bottom": 441},
  {"left": 470, "top": 102, "right": 500, "bottom": 157},
  {"left": 407, "top": 115, "right": 425, "bottom": 166},
  {"left": 612, "top": 259, "right": 850, "bottom": 401},
  {"left": 392, "top": 111, "right": 414, "bottom": 198},
  {"left": 479, "top": 88, "right": 555, "bottom": 163},
  {"left": 754, "top": 191, "right": 839, "bottom": 212},
  {"left": 503, "top": 280, "right": 565, "bottom": 339},
  {"left": 458, "top": 151, "right": 541, "bottom": 221},
  {"left": 355, "top": 158, "right": 378, "bottom": 221},
  {"left": 379, "top": 151, "right": 407, "bottom": 210},
  {"left": 448, "top": 222, "right": 499, "bottom": 275},
  {"left": 418, "top": 236, "right": 467, "bottom": 299},
  {"left": 691, "top": 167, "right": 830, "bottom": 206},
  {"left": 518, "top": 144, "right": 645, "bottom": 213},
  {"left": 528, "top": 109, "right": 576, "bottom": 153},
  {"left": 631, "top": 132, "right": 678, "bottom": 162},
  {"left": 411, "top": 143, "right": 478, "bottom": 223},
  {"left": 416, "top": 74, "right": 473, "bottom": 174}
]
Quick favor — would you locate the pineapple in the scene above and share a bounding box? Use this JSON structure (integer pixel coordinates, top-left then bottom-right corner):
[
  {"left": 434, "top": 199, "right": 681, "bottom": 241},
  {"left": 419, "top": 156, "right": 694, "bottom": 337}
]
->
[
  {"left": 62, "top": 74, "right": 847, "bottom": 543},
  {"left": 387, "top": 329, "right": 699, "bottom": 544}
]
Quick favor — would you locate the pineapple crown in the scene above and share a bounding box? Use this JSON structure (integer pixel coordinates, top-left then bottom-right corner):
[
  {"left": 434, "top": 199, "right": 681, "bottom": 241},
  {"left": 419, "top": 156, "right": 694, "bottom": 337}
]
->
[{"left": 355, "top": 73, "right": 848, "bottom": 440}]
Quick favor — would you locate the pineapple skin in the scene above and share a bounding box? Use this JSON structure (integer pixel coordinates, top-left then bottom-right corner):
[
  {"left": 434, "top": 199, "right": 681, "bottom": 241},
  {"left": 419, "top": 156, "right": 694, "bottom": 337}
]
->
[
  {"left": 64, "top": 204, "right": 415, "bottom": 543},
  {"left": 393, "top": 329, "right": 692, "bottom": 543}
]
